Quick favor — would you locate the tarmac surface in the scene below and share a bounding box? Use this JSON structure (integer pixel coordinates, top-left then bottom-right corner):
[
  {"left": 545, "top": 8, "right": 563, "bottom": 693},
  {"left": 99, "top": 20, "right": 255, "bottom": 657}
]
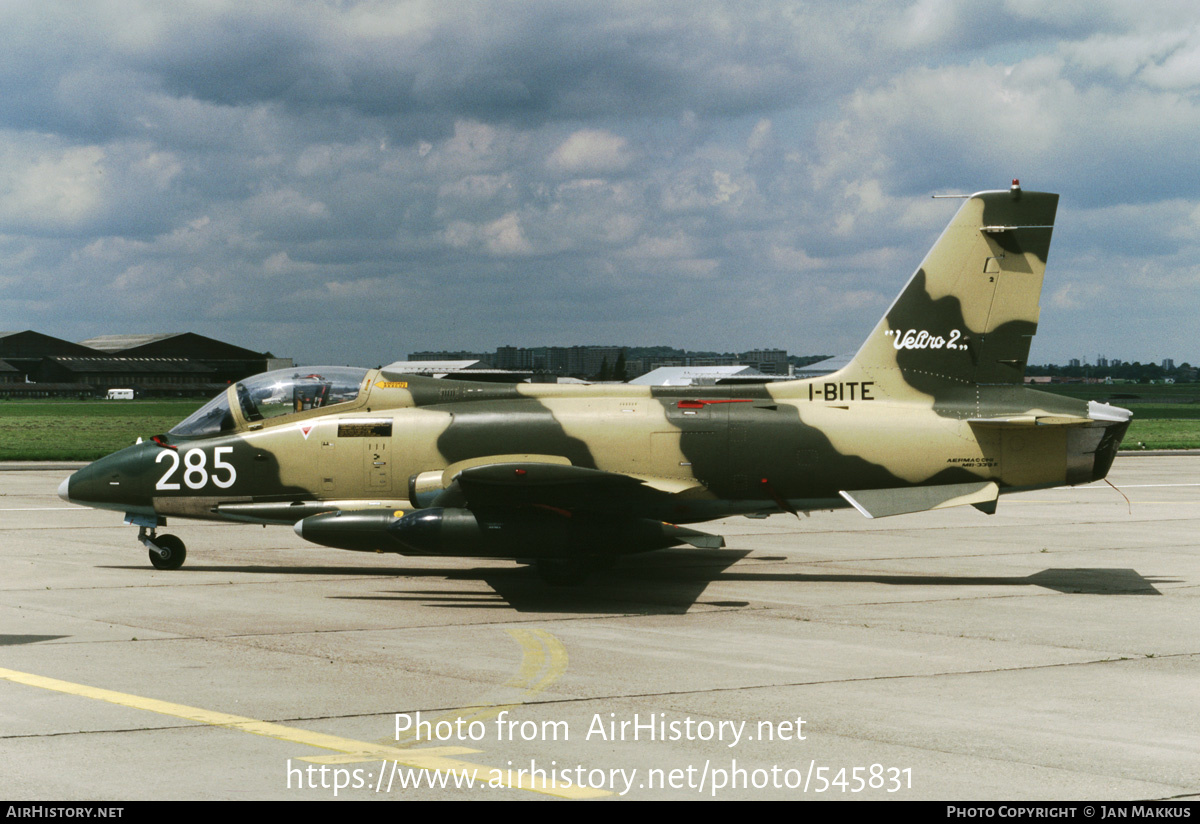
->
[{"left": 2, "top": 456, "right": 1197, "bottom": 800}]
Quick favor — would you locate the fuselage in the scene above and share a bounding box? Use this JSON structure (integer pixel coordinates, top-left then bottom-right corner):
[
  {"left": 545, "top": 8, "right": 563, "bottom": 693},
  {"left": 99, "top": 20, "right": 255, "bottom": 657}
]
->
[{"left": 62, "top": 366, "right": 1130, "bottom": 527}]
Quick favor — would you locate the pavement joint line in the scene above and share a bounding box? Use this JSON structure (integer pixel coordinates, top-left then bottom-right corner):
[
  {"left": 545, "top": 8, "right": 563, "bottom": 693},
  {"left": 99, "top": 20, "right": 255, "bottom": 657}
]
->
[
  {"left": 351, "top": 651, "right": 1200, "bottom": 711},
  {"left": 0, "top": 665, "right": 609, "bottom": 799},
  {"left": 0, "top": 507, "right": 82, "bottom": 511}
]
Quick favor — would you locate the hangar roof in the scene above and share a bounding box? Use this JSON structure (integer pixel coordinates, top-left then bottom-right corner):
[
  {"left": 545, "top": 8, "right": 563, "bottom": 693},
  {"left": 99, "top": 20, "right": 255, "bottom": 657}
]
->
[
  {"left": 78, "top": 332, "right": 267, "bottom": 359},
  {"left": 0, "top": 331, "right": 100, "bottom": 358},
  {"left": 385, "top": 360, "right": 490, "bottom": 371},
  {"left": 792, "top": 353, "right": 852, "bottom": 378},
  {"left": 79, "top": 333, "right": 178, "bottom": 351},
  {"left": 628, "top": 365, "right": 772, "bottom": 386}
]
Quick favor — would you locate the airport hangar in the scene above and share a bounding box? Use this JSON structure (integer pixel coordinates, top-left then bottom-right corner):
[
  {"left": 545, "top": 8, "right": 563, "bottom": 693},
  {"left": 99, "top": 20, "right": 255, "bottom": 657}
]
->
[{"left": 0, "top": 330, "right": 290, "bottom": 397}]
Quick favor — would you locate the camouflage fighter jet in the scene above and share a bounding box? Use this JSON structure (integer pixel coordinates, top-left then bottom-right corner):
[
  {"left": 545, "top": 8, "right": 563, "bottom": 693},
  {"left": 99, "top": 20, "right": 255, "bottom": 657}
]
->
[{"left": 60, "top": 182, "right": 1131, "bottom": 583}]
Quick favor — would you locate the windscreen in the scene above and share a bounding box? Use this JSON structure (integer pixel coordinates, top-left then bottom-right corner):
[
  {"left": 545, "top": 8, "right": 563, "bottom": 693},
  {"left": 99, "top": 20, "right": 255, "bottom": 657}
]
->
[
  {"left": 168, "top": 391, "right": 235, "bottom": 438},
  {"left": 169, "top": 367, "right": 369, "bottom": 438},
  {"left": 236, "top": 367, "right": 368, "bottom": 421}
]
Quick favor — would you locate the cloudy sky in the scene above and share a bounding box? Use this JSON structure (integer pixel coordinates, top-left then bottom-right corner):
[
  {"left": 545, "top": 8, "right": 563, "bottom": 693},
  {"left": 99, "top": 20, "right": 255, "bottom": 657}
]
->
[{"left": 1, "top": 1, "right": 1195, "bottom": 367}]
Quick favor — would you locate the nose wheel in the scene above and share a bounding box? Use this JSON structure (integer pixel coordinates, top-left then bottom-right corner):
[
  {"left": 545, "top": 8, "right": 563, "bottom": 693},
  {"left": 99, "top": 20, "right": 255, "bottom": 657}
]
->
[{"left": 139, "top": 527, "right": 187, "bottom": 570}]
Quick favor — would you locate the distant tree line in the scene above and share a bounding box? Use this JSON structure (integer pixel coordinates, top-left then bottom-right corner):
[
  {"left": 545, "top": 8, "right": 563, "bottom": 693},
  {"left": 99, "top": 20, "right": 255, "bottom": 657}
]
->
[{"left": 1026, "top": 361, "right": 1197, "bottom": 383}]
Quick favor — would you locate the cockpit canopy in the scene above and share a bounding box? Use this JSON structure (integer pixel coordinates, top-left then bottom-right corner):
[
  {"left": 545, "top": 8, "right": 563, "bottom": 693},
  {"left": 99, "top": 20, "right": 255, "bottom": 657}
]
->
[{"left": 169, "top": 367, "right": 369, "bottom": 438}]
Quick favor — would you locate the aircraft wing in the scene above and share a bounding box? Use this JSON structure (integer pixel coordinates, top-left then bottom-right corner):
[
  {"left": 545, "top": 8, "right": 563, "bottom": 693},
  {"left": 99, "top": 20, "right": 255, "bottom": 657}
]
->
[
  {"left": 215, "top": 460, "right": 721, "bottom": 550},
  {"left": 427, "top": 461, "right": 725, "bottom": 550}
]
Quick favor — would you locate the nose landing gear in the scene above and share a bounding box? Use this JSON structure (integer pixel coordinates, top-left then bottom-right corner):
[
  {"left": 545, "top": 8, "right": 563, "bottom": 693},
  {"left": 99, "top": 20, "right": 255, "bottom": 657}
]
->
[{"left": 138, "top": 525, "right": 187, "bottom": 570}]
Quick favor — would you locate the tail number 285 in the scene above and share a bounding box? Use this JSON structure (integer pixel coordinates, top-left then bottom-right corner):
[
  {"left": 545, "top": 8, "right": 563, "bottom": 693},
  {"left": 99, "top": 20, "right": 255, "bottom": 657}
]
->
[{"left": 156, "top": 447, "right": 236, "bottom": 491}]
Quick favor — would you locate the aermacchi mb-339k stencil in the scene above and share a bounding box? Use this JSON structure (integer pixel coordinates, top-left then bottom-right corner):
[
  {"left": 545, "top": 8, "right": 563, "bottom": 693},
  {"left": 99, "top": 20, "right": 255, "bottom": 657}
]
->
[{"left": 61, "top": 182, "right": 1131, "bottom": 583}]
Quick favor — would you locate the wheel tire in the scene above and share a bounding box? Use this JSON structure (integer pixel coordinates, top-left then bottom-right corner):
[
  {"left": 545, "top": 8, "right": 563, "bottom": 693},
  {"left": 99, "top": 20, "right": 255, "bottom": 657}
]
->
[{"left": 148, "top": 534, "right": 186, "bottom": 570}]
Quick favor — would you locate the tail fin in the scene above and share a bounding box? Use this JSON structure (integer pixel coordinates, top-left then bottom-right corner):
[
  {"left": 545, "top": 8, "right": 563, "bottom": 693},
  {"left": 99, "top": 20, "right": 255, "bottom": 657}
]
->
[{"left": 837, "top": 185, "right": 1058, "bottom": 397}]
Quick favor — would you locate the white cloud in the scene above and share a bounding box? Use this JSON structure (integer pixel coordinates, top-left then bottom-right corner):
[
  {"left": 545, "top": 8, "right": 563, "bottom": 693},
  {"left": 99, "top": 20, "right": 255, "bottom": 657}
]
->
[
  {"left": 0, "top": 141, "right": 106, "bottom": 230},
  {"left": 443, "top": 211, "right": 534, "bottom": 256},
  {"left": 482, "top": 212, "right": 533, "bottom": 256},
  {"left": 548, "top": 129, "right": 632, "bottom": 175}
]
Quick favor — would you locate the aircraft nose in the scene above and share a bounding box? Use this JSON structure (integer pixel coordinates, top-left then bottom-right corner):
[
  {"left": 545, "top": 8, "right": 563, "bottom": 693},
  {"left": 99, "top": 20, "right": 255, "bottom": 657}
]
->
[
  {"left": 57, "top": 443, "right": 159, "bottom": 514},
  {"left": 63, "top": 459, "right": 109, "bottom": 507}
]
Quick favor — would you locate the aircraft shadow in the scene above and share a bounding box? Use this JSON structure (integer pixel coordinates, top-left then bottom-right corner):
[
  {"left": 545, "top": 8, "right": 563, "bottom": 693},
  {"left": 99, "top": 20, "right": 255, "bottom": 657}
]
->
[
  {"left": 101, "top": 554, "right": 1170, "bottom": 615},
  {"left": 102, "top": 550, "right": 754, "bottom": 615},
  {"left": 328, "top": 550, "right": 755, "bottom": 615},
  {"left": 711, "top": 567, "right": 1170, "bottom": 595}
]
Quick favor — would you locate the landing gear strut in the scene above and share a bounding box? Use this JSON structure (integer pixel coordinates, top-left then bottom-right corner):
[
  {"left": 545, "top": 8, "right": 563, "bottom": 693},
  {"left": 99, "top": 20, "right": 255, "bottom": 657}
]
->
[{"left": 139, "top": 526, "right": 187, "bottom": 570}]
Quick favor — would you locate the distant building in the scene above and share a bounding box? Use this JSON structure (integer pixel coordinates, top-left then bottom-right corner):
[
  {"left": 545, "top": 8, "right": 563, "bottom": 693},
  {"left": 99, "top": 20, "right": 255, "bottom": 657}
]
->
[
  {"left": 409, "top": 350, "right": 493, "bottom": 365},
  {"left": 1163, "top": 358, "right": 1175, "bottom": 370},
  {"left": 792, "top": 353, "right": 853, "bottom": 378},
  {"left": 0, "top": 330, "right": 288, "bottom": 397},
  {"left": 385, "top": 360, "right": 531, "bottom": 383},
  {"left": 390, "top": 359, "right": 491, "bottom": 372},
  {"left": 434, "top": 344, "right": 806, "bottom": 382},
  {"left": 629, "top": 365, "right": 780, "bottom": 386},
  {"left": 0, "top": 331, "right": 98, "bottom": 382},
  {"left": 739, "top": 349, "right": 789, "bottom": 375},
  {"left": 472, "top": 345, "right": 630, "bottom": 378},
  {"left": 40, "top": 357, "right": 215, "bottom": 389},
  {"left": 79, "top": 332, "right": 288, "bottom": 385},
  {"left": 492, "top": 346, "right": 530, "bottom": 370}
]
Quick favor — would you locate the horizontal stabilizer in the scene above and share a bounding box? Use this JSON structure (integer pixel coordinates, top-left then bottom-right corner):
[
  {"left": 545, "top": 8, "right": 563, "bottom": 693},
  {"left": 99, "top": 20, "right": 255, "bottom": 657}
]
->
[
  {"left": 970, "top": 401, "right": 1131, "bottom": 429},
  {"left": 969, "top": 415, "right": 1092, "bottom": 427},
  {"left": 840, "top": 481, "right": 999, "bottom": 519}
]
